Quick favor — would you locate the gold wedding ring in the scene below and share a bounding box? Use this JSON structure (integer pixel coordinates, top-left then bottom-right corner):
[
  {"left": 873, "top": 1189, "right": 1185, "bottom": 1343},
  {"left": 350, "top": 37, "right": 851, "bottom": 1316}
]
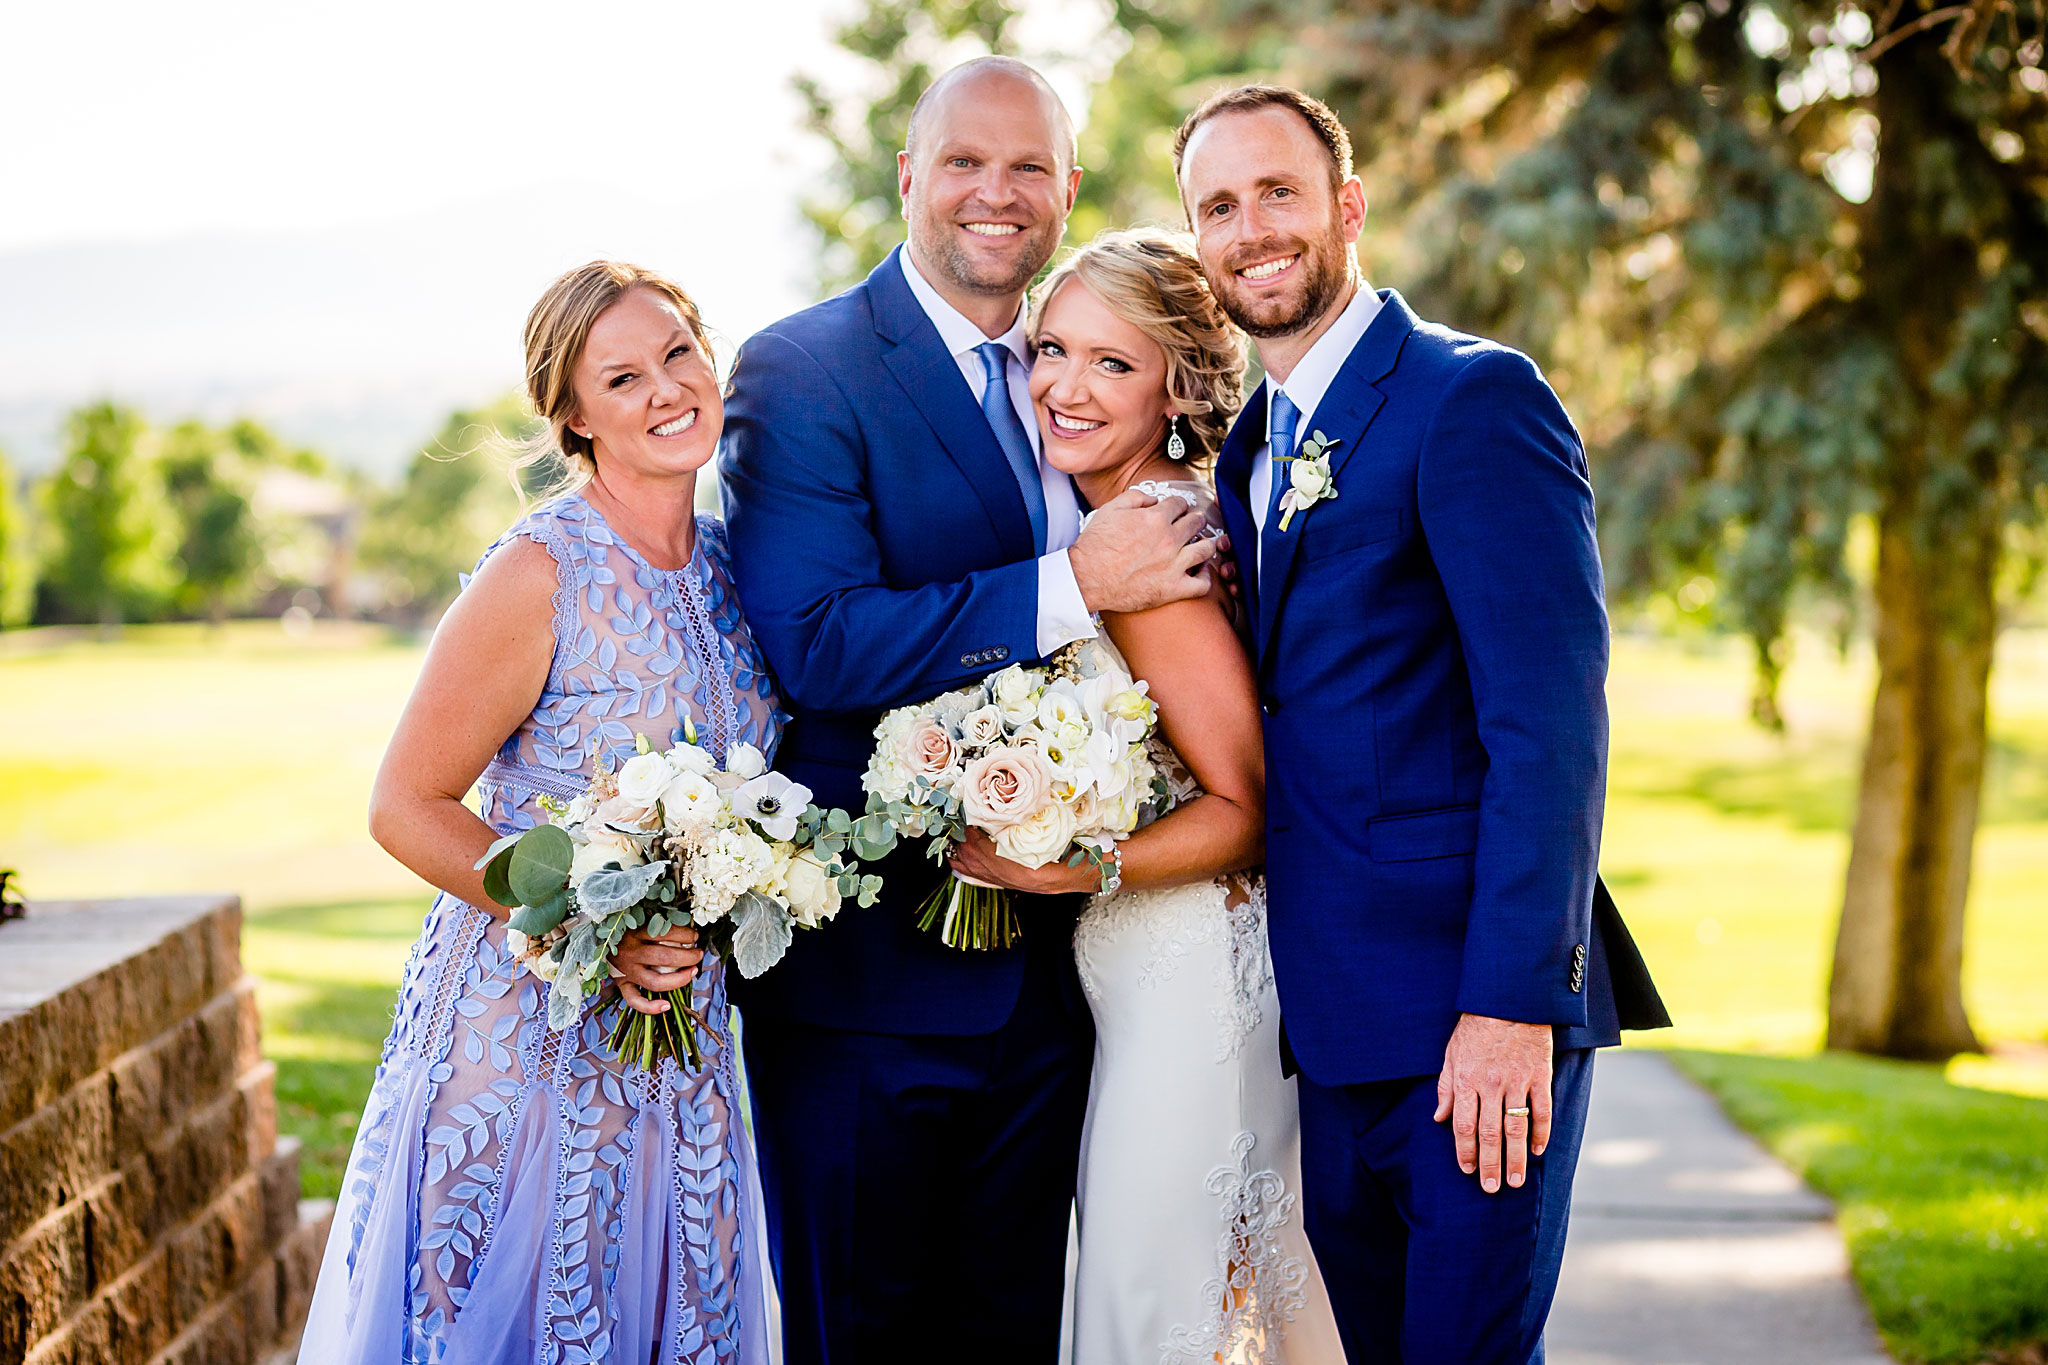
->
[{"left": 1505, "top": 1106, "right": 1532, "bottom": 1117}]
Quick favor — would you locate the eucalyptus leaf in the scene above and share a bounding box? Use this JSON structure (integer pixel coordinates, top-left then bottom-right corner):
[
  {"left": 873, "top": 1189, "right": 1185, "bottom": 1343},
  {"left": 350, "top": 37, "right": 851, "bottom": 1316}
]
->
[
  {"left": 827, "top": 808, "right": 852, "bottom": 834},
  {"left": 508, "top": 824, "right": 575, "bottom": 906},
  {"left": 472, "top": 832, "right": 523, "bottom": 870},
  {"left": 857, "top": 874, "right": 884, "bottom": 907},
  {"left": 576, "top": 859, "right": 671, "bottom": 916},
  {"left": 728, "top": 891, "right": 794, "bottom": 979},
  {"left": 508, "top": 888, "right": 570, "bottom": 937},
  {"left": 854, "top": 813, "right": 899, "bottom": 849},
  {"left": 481, "top": 849, "right": 517, "bottom": 910},
  {"left": 649, "top": 911, "right": 671, "bottom": 939}
]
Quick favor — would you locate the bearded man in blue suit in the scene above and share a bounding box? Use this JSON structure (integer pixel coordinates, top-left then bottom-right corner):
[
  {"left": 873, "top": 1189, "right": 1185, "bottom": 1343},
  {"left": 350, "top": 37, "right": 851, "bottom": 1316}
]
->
[
  {"left": 1176, "top": 85, "right": 1667, "bottom": 1362},
  {"left": 719, "top": 58, "right": 1226, "bottom": 1365}
]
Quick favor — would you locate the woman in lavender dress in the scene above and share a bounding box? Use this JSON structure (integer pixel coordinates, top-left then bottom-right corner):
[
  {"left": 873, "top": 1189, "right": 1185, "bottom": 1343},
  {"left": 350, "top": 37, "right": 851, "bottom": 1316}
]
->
[{"left": 301, "top": 262, "right": 781, "bottom": 1364}]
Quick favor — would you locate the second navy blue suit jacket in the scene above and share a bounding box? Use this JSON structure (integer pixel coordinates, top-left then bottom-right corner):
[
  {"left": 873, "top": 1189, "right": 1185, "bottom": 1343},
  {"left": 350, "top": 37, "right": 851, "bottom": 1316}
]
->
[
  {"left": 1218, "top": 289, "right": 1624, "bottom": 1086},
  {"left": 718, "top": 248, "right": 1081, "bottom": 1036}
]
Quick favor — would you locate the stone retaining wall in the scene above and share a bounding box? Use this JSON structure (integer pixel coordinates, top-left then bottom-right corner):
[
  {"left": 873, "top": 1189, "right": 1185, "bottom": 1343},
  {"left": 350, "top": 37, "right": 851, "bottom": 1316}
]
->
[{"left": 0, "top": 896, "right": 331, "bottom": 1365}]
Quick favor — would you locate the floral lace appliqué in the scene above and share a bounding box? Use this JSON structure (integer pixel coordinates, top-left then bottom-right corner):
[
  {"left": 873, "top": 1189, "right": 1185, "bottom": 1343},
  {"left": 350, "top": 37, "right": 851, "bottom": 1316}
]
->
[{"left": 1160, "top": 1131, "right": 1313, "bottom": 1365}]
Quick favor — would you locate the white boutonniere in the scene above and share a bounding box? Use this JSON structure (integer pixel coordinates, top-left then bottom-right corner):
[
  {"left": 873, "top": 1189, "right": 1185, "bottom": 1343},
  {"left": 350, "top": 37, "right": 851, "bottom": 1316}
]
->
[{"left": 1276, "top": 430, "right": 1341, "bottom": 531}]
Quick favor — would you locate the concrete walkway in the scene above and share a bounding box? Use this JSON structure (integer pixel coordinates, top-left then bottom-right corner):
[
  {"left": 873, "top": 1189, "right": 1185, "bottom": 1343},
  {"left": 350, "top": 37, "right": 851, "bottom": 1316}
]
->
[{"left": 1549, "top": 1049, "right": 1893, "bottom": 1364}]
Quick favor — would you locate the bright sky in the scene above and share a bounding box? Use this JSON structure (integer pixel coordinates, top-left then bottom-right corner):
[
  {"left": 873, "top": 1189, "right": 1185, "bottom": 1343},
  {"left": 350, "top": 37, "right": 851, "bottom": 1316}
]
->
[
  {"left": 0, "top": 0, "right": 846, "bottom": 252},
  {"left": 0, "top": 0, "right": 1113, "bottom": 469},
  {"left": 0, "top": 0, "right": 846, "bottom": 465}
]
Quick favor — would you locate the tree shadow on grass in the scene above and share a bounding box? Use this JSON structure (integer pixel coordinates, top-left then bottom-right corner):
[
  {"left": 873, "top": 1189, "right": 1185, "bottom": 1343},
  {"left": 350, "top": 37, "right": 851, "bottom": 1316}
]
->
[{"left": 1635, "top": 733, "right": 2048, "bottom": 832}]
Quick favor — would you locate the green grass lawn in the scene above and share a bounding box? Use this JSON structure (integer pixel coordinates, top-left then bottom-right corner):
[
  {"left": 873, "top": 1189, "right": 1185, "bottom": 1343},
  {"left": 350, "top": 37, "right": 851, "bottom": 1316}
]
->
[{"left": 4, "top": 617, "right": 2046, "bottom": 1358}]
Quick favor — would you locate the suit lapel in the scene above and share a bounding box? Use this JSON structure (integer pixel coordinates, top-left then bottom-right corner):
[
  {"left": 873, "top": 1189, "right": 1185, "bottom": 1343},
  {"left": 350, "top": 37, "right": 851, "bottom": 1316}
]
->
[
  {"left": 869, "top": 248, "right": 1036, "bottom": 561},
  {"left": 1255, "top": 290, "right": 1418, "bottom": 661},
  {"left": 1214, "top": 387, "right": 1265, "bottom": 636}
]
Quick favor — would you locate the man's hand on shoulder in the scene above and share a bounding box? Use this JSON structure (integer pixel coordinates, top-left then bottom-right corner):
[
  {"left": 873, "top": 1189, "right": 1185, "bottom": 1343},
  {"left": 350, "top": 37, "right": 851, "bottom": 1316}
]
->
[
  {"left": 1433, "top": 1013, "right": 1554, "bottom": 1195},
  {"left": 1070, "top": 488, "right": 1219, "bottom": 615}
]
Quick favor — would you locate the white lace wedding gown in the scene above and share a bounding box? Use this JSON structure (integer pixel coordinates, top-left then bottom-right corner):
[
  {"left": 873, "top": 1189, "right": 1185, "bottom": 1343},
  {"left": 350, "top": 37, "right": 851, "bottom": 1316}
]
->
[{"left": 1061, "top": 482, "right": 1344, "bottom": 1365}]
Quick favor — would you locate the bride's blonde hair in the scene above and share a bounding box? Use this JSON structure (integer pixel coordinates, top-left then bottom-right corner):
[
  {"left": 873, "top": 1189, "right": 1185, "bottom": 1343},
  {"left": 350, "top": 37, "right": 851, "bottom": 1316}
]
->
[
  {"left": 1027, "top": 228, "right": 1247, "bottom": 469},
  {"left": 512, "top": 261, "right": 715, "bottom": 496}
]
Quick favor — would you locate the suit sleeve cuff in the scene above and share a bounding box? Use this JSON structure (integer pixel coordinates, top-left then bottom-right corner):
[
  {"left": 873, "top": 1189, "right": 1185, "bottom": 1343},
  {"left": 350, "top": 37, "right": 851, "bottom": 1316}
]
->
[{"left": 1035, "top": 550, "right": 1098, "bottom": 657}]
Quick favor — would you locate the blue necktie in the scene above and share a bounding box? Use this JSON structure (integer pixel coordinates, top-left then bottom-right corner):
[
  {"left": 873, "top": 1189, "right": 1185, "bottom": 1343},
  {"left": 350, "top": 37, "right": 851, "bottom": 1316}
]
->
[
  {"left": 1266, "top": 388, "right": 1300, "bottom": 528},
  {"left": 976, "top": 341, "right": 1048, "bottom": 552}
]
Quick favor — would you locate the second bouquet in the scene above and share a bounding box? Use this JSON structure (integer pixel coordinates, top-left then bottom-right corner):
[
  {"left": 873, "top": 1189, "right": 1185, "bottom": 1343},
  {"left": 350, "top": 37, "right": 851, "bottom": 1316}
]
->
[
  {"left": 860, "top": 641, "right": 1176, "bottom": 950},
  {"left": 475, "top": 720, "right": 883, "bottom": 1073}
]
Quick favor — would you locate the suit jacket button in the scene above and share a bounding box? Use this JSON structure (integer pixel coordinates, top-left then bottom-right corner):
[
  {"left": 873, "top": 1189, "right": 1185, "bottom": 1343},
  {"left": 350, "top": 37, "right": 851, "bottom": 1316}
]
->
[
  {"left": 1261, "top": 696, "right": 1281, "bottom": 716},
  {"left": 960, "top": 653, "right": 978, "bottom": 667},
  {"left": 991, "top": 646, "right": 1009, "bottom": 662}
]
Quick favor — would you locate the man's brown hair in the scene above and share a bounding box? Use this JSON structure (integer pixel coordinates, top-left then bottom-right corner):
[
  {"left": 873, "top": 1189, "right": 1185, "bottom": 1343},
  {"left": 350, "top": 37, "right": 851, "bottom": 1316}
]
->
[{"left": 1172, "top": 83, "right": 1355, "bottom": 191}]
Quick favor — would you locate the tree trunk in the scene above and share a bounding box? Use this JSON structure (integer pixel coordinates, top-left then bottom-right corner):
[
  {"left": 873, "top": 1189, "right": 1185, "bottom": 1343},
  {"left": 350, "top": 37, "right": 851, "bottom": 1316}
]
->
[{"left": 1826, "top": 503, "right": 1993, "bottom": 1060}]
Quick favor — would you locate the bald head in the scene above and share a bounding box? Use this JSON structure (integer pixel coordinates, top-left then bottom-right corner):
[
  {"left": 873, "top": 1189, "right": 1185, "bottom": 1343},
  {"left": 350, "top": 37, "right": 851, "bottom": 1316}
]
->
[
  {"left": 896, "top": 55, "right": 1083, "bottom": 315},
  {"left": 906, "top": 56, "right": 1077, "bottom": 171}
]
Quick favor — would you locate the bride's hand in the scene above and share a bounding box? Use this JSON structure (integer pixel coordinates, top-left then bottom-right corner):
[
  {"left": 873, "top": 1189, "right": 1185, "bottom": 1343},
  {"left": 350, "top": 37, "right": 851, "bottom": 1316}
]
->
[
  {"left": 948, "top": 828, "right": 1098, "bottom": 895},
  {"left": 611, "top": 923, "right": 703, "bottom": 1016}
]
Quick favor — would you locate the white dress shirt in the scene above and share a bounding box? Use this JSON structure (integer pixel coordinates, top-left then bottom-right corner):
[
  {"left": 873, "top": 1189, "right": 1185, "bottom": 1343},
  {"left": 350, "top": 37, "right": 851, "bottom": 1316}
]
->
[
  {"left": 1251, "top": 282, "right": 1385, "bottom": 564},
  {"left": 899, "top": 250, "right": 1095, "bottom": 654}
]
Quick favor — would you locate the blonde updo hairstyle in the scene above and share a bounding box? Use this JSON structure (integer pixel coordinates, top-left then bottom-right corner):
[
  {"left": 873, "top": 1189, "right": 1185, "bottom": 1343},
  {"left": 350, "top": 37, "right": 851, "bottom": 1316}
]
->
[
  {"left": 517, "top": 261, "right": 715, "bottom": 494},
  {"left": 1027, "top": 228, "right": 1247, "bottom": 469}
]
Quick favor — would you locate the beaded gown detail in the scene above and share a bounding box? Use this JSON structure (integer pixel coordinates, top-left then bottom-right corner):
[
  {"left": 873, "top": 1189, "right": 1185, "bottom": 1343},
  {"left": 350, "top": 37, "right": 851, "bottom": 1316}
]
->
[{"left": 301, "top": 496, "right": 783, "bottom": 1365}]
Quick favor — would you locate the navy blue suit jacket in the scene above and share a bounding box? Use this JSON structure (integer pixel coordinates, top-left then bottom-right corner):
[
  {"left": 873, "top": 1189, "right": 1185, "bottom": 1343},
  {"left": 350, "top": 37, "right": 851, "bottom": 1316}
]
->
[
  {"left": 719, "top": 248, "right": 1081, "bottom": 1035},
  {"left": 1219, "top": 290, "right": 1624, "bottom": 1085}
]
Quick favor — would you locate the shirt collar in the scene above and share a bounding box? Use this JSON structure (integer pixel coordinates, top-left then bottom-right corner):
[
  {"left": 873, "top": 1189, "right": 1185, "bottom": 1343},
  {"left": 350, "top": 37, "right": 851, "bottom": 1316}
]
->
[
  {"left": 1266, "top": 280, "right": 1383, "bottom": 439},
  {"left": 899, "top": 247, "right": 1030, "bottom": 368}
]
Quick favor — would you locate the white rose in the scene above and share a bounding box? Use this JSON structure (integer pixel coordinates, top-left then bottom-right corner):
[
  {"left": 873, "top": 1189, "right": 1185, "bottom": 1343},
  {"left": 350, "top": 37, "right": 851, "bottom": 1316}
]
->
[
  {"left": 989, "top": 665, "right": 1040, "bottom": 725},
  {"left": 993, "top": 799, "right": 1079, "bottom": 869},
  {"left": 616, "top": 752, "right": 675, "bottom": 806},
  {"left": 1290, "top": 458, "right": 1329, "bottom": 498},
  {"left": 660, "top": 769, "right": 722, "bottom": 836},
  {"left": 958, "top": 704, "right": 1007, "bottom": 750},
  {"left": 563, "top": 794, "right": 597, "bottom": 826},
  {"left": 726, "top": 743, "right": 768, "bottom": 780},
  {"left": 781, "top": 855, "right": 844, "bottom": 928},
  {"left": 570, "top": 828, "right": 644, "bottom": 885},
  {"left": 666, "top": 742, "right": 718, "bottom": 777},
  {"left": 524, "top": 945, "right": 562, "bottom": 984}
]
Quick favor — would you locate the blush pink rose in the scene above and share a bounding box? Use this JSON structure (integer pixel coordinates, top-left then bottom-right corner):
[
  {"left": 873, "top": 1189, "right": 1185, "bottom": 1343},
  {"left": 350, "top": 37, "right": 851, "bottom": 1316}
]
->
[
  {"left": 960, "top": 746, "right": 1054, "bottom": 831},
  {"left": 898, "top": 717, "right": 960, "bottom": 782}
]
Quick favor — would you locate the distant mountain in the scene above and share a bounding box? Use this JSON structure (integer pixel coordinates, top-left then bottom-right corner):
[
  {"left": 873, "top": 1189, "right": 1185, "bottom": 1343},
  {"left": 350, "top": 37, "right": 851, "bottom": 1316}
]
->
[{"left": 0, "top": 198, "right": 817, "bottom": 476}]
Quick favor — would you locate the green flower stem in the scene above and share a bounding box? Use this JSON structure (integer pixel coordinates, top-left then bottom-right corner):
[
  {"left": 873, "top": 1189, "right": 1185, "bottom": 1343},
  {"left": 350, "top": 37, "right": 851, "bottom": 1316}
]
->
[
  {"left": 915, "top": 874, "right": 1020, "bottom": 951},
  {"left": 605, "top": 981, "right": 703, "bottom": 1073}
]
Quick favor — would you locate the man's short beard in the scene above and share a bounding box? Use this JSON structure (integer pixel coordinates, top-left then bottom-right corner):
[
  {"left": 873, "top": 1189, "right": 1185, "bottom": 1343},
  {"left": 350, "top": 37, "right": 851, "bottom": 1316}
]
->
[
  {"left": 1216, "top": 230, "right": 1350, "bottom": 340},
  {"left": 912, "top": 215, "right": 1061, "bottom": 298}
]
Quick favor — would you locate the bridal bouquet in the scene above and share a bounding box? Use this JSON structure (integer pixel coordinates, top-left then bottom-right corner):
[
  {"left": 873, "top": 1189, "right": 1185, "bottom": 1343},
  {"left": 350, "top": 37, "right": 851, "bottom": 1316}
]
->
[
  {"left": 475, "top": 720, "right": 883, "bottom": 1071},
  {"left": 859, "top": 642, "right": 1175, "bottom": 950}
]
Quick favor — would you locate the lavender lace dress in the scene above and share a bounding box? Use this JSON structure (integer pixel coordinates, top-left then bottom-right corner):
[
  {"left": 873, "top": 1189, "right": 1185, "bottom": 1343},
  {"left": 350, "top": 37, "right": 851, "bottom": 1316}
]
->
[{"left": 302, "top": 496, "right": 783, "bottom": 1365}]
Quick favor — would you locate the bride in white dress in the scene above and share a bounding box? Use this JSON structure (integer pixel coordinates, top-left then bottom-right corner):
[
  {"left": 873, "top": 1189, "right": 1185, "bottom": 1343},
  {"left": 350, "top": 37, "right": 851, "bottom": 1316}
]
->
[{"left": 950, "top": 229, "right": 1344, "bottom": 1365}]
